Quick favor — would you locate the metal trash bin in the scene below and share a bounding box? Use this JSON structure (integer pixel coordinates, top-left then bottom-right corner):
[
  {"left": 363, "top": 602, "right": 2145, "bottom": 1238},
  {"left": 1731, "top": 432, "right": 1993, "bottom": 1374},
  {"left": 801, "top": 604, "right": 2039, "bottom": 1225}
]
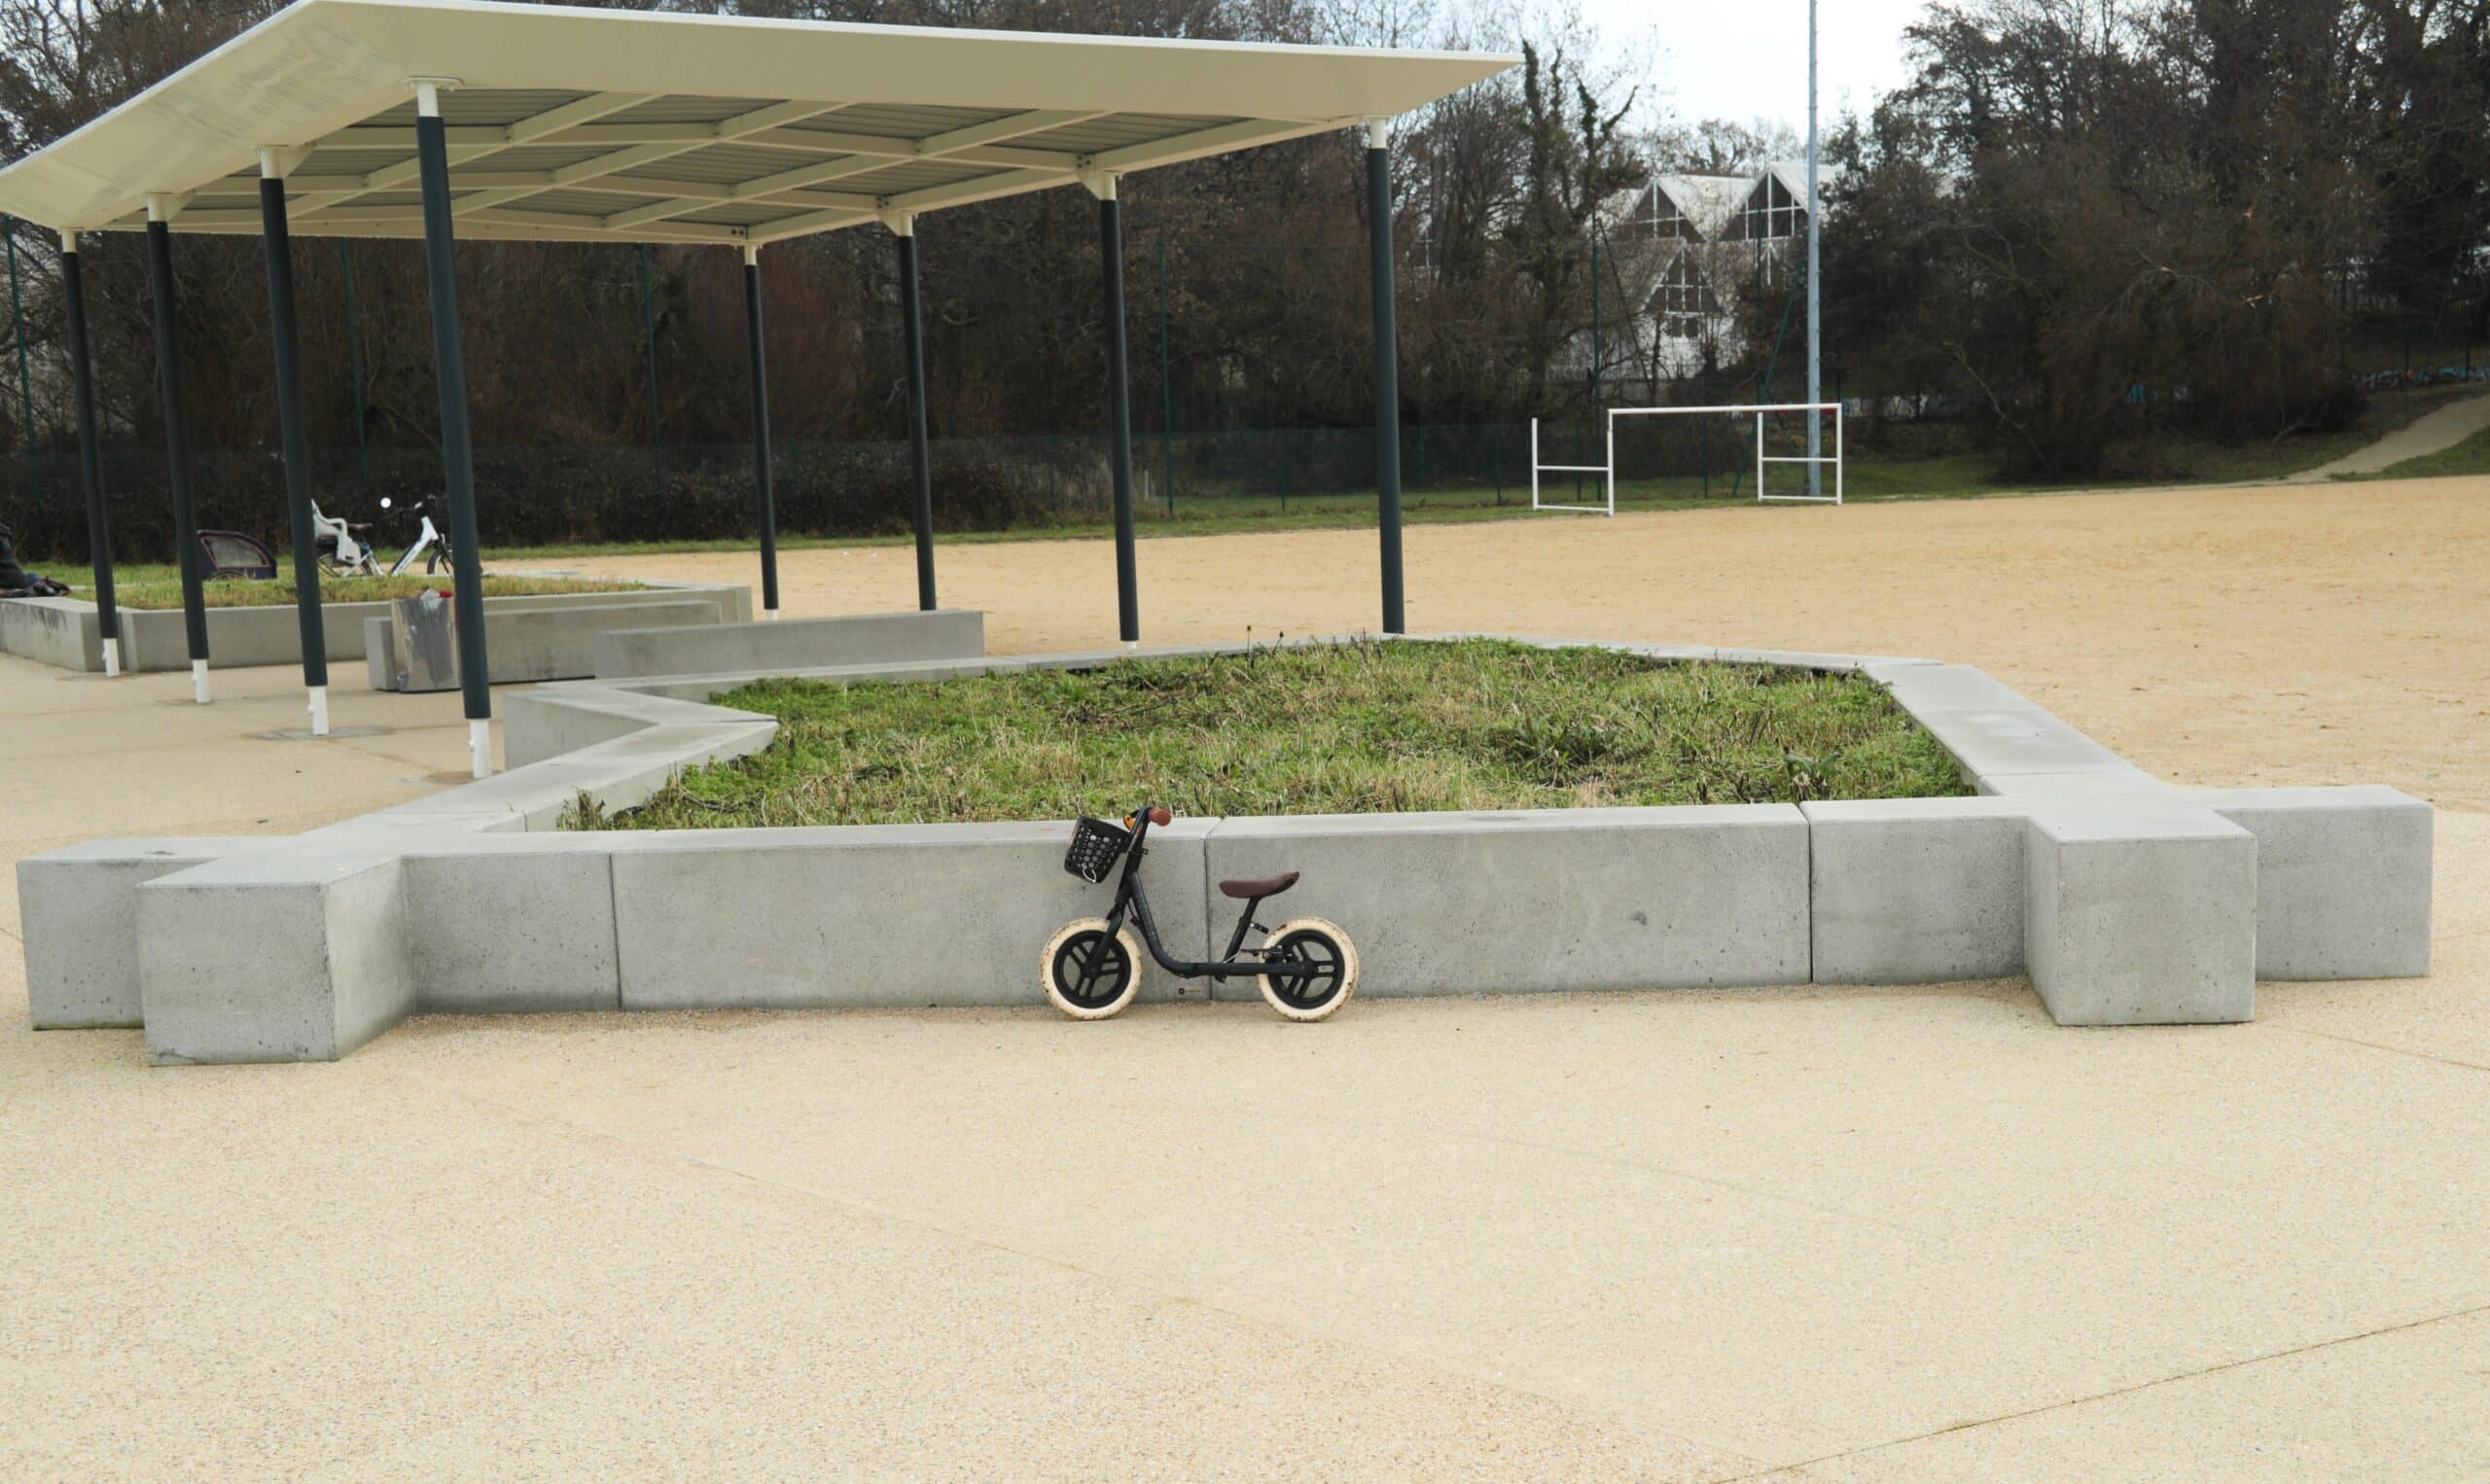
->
[{"left": 389, "top": 589, "right": 461, "bottom": 692}]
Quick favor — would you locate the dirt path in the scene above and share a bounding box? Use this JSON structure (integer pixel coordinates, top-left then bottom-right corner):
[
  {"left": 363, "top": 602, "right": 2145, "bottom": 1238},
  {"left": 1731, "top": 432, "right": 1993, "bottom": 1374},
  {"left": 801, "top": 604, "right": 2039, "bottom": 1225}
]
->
[
  {"left": 554, "top": 473, "right": 2490, "bottom": 812},
  {"left": 2289, "top": 391, "right": 2490, "bottom": 479}
]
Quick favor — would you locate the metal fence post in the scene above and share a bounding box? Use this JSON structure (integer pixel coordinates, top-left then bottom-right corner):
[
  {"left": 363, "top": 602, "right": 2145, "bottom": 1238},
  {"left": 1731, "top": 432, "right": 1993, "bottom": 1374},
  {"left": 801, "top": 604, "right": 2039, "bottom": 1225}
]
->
[
  {"left": 3, "top": 215, "right": 40, "bottom": 502},
  {"left": 1156, "top": 235, "right": 1176, "bottom": 516},
  {"left": 338, "top": 240, "right": 370, "bottom": 493},
  {"left": 259, "top": 159, "right": 331, "bottom": 734},
  {"left": 638, "top": 241, "right": 664, "bottom": 489},
  {"left": 1093, "top": 176, "right": 1140, "bottom": 644},
  {"left": 60, "top": 232, "right": 118, "bottom": 675},
  {"left": 413, "top": 80, "right": 495, "bottom": 778},
  {"left": 143, "top": 200, "right": 211, "bottom": 702},
  {"left": 1368, "top": 118, "right": 1405, "bottom": 635}
]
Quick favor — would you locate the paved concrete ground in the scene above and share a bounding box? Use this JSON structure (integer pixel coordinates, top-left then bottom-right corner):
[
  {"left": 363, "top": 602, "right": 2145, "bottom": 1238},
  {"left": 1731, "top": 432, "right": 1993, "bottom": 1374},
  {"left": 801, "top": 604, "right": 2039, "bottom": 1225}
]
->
[
  {"left": 5, "top": 477, "right": 2487, "bottom": 1477},
  {"left": 2289, "top": 392, "right": 2490, "bottom": 481}
]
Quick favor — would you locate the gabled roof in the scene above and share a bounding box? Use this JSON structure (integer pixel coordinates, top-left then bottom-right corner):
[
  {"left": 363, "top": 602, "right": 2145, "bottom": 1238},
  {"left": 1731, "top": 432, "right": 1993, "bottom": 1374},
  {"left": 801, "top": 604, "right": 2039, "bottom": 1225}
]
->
[
  {"left": 1759, "top": 159, "right": 1842, "bottom": 204},
  {"left": 0, "top": 0, "right": 1515, "bottom": 246},
  {"left": 1648, "top": 175, "right": 1751, "bottom": 239}
]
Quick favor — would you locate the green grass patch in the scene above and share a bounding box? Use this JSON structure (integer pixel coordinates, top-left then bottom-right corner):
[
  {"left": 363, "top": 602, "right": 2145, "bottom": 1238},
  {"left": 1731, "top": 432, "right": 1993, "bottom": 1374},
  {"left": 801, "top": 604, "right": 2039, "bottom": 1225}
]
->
[
  {"left": 104, "top": 569, "right": 641, "bottom": 610},
  {"left": 579, "top": 639, "right": 1971, "bottom": 831}
]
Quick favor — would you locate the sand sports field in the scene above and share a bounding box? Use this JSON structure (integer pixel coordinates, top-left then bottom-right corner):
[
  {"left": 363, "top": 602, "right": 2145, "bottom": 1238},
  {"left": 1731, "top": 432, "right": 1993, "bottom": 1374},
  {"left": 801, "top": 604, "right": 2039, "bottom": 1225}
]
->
[
  {"left": 565, "top": 475, "right": 2490, "bottom": 811},
  {"left": 3, "top": 475, "right": 2484, "bottom": 1477}
]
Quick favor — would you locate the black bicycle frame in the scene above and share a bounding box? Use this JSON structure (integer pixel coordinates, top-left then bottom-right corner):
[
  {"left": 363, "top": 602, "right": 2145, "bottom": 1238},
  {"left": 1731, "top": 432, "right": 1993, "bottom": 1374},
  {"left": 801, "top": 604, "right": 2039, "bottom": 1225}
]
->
[{"left": 1099, "top": 809, "right": 1318, "bottom": 982}]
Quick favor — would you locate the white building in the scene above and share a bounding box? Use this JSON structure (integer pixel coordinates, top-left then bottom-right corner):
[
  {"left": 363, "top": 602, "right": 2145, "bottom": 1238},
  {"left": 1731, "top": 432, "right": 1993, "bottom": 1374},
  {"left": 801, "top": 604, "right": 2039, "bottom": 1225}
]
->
[{"left": 1573, "top": 161, "right": 1836, "bottom": 397}]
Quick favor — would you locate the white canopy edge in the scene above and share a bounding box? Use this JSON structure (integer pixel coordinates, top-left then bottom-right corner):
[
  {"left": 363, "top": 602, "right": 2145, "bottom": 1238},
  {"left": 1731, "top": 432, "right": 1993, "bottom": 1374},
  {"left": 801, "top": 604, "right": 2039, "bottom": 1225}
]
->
[{"left": 0, "top": 0, "right": 1515, "bottom": 246}]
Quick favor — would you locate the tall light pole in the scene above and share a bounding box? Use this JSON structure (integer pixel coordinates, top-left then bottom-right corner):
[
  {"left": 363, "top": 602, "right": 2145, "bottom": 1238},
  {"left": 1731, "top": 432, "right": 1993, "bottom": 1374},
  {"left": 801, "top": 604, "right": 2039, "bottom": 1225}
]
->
[{"left": 1805, "top": 0, "right": 1823, "bottom": 499}]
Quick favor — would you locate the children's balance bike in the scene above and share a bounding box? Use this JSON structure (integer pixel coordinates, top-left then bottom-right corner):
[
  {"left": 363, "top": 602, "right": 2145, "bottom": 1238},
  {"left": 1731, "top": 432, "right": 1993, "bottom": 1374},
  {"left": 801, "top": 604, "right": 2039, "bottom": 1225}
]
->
[{"left": 1043, "top": 806, "right": 1358, "bottom": 1022}]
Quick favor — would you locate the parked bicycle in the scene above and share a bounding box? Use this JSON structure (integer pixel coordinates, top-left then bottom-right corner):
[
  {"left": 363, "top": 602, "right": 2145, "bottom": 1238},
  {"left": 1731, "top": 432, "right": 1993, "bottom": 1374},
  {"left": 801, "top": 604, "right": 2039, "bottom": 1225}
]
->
[
  {"left": 309, "top": 500, "right": 380, "bottom": 578},
  {"left": 1043, "top": 805, "right": 1358, "bottom": 1022},
  {"left": 309, "top": 497, "right": 455, "bottom": 580},
  {"left": 380, "top": 497, "right": 453, "bottom": 577}
]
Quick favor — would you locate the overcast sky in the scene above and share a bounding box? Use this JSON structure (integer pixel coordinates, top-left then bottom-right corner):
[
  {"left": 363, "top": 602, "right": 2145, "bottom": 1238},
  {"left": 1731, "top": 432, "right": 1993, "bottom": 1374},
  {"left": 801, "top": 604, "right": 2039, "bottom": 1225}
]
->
[{"left": 1570, "top": 0, "right": 1928, "bottom": 136}]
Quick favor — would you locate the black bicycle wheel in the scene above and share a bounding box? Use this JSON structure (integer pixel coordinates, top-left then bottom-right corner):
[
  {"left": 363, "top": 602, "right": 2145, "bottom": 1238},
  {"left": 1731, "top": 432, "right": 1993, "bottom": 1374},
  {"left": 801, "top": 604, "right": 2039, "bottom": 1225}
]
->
[
  {"left": 1262, "top": 927, "right": 1348, "bottom": 1014},
  {"left": 1049, "top": 929, "right": 1134, "bottom": 1011}
]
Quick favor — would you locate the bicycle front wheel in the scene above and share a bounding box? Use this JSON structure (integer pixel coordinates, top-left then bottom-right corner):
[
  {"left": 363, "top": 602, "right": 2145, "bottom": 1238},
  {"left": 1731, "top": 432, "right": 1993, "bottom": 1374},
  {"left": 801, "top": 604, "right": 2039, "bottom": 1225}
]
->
[{"left": 1041, "top": 918, "right": 1146, "bottom": 1020}]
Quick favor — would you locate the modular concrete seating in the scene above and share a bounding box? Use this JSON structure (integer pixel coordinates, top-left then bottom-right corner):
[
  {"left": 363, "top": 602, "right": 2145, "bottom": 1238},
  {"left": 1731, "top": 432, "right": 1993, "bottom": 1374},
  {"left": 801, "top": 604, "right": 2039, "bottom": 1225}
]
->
[
  {"left": 0, "top": 580, "right": 753, "bottom": 674},
  {"left": 592, "top": 609, "right": 987, "bottom": 681},
  {"left": 15, "top": 635, "right": 2436, "bottom": 1063},
  {"left": 365, "top": 598, "right": 731, "bottom": 690}
]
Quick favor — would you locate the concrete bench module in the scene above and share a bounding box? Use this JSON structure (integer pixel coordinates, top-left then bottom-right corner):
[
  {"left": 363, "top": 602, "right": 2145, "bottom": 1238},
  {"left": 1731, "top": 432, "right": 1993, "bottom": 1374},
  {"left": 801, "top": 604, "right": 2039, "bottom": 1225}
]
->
[{"left": 365, "top": 598, "right": 727, "bottom": 690}]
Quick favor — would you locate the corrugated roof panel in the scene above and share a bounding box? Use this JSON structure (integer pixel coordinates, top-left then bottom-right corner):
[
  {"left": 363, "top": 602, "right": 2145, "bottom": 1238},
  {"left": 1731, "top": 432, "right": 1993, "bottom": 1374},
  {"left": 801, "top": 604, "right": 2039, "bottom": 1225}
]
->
[
  {"left": 486, "top": 145, "right": 620, "bottom": 173},
  {"left": 511, "top": 188, "right": 658, "bottom": 215},
  {"left": 1013, "top": 113, "right": 1240, "bottom": 152},
  {"left": 608, "top": 147, "right": 840, "bottom": 188},
  {"left": 300, "top": 149, "right": 417, "bottom": 176},
  {"left": 602, "top": 94, "right": 794, "bottom": 126},
  {"left": 361, "top": 89, "right": 597, "bottom": 127},
  {"left": 826, "top": 160, "right": 1001, "bottom": 194},
  {"left": 797, "top": 103, "right": 1016, "bottom": 139}
]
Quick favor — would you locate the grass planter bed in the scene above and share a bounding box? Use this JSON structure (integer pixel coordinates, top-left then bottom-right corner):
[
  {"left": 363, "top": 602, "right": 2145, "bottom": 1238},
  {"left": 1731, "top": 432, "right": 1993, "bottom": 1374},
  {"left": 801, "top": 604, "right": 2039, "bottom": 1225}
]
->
[
  {"left": 18, "top": 633, "right": 2433, "bottom": 1062},
  {"left": 579, "top": 639, "right": 1970, "bottom": 830}
]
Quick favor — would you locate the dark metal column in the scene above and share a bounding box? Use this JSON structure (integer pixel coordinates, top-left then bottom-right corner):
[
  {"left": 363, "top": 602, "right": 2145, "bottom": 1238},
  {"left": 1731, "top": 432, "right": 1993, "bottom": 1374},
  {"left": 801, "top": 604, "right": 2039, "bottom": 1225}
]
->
[
  {"left": 742, "top": 245, "right": 781, "bottom": 618},
  {"left": 259, "top": 167, "right": 329, "bottom": 733},
  {"left": 143, "top": 203, "right": 211, "bottom": 699},
  {"left": 413, "top": 83, "right": 494, "bottom": 777},
  {"left": 59, "top": 232, "right": 118, "bottom": 675},
  {"left": 1367, "top": 123, "right": 1405, "bottom": 635},
  {"left": 1097, "top": 182, "right": 1140, "bottom": 644},
  {"left": 896, "top": 218, "right": 937, "bottom": 611}
]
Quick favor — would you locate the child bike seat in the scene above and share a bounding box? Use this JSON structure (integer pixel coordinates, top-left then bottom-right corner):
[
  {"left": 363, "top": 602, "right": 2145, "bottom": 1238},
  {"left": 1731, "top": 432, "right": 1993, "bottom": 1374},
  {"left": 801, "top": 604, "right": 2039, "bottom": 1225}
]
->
[{"left": 1218, "top": 871, "right": 1298, "bottom": 901}]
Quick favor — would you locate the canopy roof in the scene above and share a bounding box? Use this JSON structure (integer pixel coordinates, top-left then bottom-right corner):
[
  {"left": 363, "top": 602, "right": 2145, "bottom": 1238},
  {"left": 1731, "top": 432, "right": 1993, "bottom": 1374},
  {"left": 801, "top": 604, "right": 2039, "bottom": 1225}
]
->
[{"left": 0, "top": 0, "right": 1513, "bottom": 247}]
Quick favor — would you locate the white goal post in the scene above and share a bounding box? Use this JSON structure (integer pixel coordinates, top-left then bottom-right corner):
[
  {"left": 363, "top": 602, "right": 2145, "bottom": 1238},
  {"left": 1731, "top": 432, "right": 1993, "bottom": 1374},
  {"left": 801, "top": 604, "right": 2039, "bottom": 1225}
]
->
[{"left": 1530, "top": 402, "right": 1844, "bottom": 513}]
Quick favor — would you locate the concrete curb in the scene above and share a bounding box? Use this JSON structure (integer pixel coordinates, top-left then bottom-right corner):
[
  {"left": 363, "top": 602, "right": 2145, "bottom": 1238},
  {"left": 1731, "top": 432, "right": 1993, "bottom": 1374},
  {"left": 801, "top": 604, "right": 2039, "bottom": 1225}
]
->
[{"left": 16, "top": 632, "right": 2435, "bottom": 1061}]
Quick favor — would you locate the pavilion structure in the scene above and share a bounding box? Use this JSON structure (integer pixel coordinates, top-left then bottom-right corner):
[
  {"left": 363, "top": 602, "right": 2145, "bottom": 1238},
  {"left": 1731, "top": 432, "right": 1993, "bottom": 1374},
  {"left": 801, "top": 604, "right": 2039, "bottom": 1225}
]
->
[{"left": 0, "top": 0, "right": 1512, "bottom": 774}]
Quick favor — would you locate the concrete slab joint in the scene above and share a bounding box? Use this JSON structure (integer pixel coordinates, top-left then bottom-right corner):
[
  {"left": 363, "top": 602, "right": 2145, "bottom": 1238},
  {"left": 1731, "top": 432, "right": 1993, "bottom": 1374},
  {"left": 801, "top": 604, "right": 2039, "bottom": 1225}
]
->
[{"left": 12, "top": 631, "right": 2433, "bottom": 1063}]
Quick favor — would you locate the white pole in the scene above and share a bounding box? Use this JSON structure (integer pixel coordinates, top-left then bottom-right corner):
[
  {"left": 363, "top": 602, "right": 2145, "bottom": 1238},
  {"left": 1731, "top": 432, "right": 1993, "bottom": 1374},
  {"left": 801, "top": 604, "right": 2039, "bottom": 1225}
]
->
[
  {"left": 307, "top": 683, "right": 329, "bottom": 737},
  {"left": 100, "top": 638, "right": 120, "bottom": 677},
  {"left": 1805, "top": 0, "right": 1822, "bottom": 500},
  {"left": 1529, "top": 417, "right": 1540, "bottom": 510},
  {"left": 469, "top": 719, "right": 491, "bottom": 780},
  {"left": 1603, "top": 408, "right": 1617, "bottom": 516},
  {"left": 191, "top": 656, "right": 209, "bottom": 705}
]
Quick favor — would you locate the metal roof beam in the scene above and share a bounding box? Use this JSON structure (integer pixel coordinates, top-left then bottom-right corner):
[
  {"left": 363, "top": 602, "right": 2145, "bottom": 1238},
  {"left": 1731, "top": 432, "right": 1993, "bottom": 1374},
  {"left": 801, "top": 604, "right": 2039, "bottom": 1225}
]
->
[
  {"left": 590, "top": 107, "right": 1106, "bottom": 239},
  {"left": 454, "top": 98, "right": 847, "bottom": 223}
]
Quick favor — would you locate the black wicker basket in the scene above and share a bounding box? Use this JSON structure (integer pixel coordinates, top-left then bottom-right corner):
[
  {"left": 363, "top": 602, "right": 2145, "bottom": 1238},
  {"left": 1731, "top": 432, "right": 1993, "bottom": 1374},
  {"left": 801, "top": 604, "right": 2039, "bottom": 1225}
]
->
[{"left": 1063, "top": 815, "right": 1133, "bottom": 883}]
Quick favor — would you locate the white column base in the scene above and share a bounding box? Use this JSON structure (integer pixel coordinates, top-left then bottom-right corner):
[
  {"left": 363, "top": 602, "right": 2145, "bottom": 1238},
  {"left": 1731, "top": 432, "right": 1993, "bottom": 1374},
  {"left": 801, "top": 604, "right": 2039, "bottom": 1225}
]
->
[
  {"left": 307, "top": 685, "right": 330, "bottom": 737},
  {"left": 469, "top": 719, "right": 492, "bottom": 779},
  {"left": 191, "top": 657, "right": 210, "bottom": 704},
  {"left": 1122, "top": 639, "right": 1140, "bottom": 651},
  {"left": 765, "top": 608, "right": 781, "bottom": 621},
  {"left": 101, "top": 637, "right": 120, "bottom": 677}
]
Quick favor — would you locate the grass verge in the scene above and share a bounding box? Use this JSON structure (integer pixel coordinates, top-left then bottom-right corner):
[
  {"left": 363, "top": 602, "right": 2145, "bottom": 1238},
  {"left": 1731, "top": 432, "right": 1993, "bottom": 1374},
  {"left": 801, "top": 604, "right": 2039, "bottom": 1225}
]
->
[
  {"left": 484, "top": 385, "right": 2483, "bottom": 565},
  {"left": 578, "top": 639, "right": 1971, "bottom": 830}
]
